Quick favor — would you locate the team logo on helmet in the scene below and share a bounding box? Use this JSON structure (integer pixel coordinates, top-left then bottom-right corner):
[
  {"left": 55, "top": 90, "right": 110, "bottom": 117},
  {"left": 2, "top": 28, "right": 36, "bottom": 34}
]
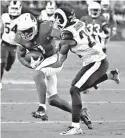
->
[
  {"left": 54, "top": 5, "right": 76, "bottom": 29},
  {"left": 18, "top": 13, "right": 37, "bottom": 41}
]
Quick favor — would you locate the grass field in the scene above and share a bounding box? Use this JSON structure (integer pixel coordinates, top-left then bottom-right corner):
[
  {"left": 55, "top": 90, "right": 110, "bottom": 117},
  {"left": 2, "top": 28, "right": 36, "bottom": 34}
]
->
[{"left": 1, "top": 41, "right": 125, "bottom": 138}]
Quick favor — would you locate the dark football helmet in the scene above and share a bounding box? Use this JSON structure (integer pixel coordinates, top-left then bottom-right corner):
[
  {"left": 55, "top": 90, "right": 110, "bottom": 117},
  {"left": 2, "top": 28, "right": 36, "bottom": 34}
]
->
[{"left": 54, "top": 4, "right": 76, "bottom": 29}]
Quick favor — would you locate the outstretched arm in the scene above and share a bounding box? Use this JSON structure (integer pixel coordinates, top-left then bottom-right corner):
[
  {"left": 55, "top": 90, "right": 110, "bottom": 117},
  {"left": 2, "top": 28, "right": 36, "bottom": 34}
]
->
[
  {"left": 58, "top": 30, "right": 77, "bottom": 63},
  {"left": 58, "top": 40, "right": 70, "bottom": 63}
]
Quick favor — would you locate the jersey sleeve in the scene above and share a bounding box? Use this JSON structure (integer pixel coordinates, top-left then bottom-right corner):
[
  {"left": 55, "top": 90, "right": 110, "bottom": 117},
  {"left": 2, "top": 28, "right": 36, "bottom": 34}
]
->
[
  {"left": 40, "top": 10, "right": 48, "bottom": 21},
  {"left": 1, "top": 13, "right": 7, "bottom": 22},
  {"left": 61, "top": 30, "right": 74, "bottom": 40},
  {"left": 39, "top": 21, "right": 53, "bottom": 45},
  {"left": 101, "top": 16, "right": 108, "bottom": 27},
  {"left": 99, "top": 16, "right": 110, "bottom": 34}
]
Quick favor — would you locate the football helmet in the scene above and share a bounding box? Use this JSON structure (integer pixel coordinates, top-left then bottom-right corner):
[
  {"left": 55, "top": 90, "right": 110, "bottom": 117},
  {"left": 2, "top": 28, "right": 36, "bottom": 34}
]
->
[
  {"left": 18, "top": 13, "right": 38, "bottom": 41},
  {"left": 101, "top": 0, "right": 110, "bottom": 10},
  {"left": 46, "top": 1, "right": 56, "bottom": 16},
  {"left": 8, "top": 1, "right": 22, "bottom": 17},
  {"left": 88, "top": 2, "right": 101, "bottom": 18},
  {"left": 54, "top": 5, "right": 76, "bottom": 29}
]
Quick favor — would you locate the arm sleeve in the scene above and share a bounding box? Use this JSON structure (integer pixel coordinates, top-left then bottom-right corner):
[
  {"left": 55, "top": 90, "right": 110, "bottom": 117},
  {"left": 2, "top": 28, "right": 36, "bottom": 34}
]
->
[
  {"left": 61, "top": 30, "right": 74, "bottom": 40},
  {"left": 50, "top": 28, "right": 61, "bottom": 39},
  {"left": 101, "top": 17, "right": 110, "bottom": 34}
]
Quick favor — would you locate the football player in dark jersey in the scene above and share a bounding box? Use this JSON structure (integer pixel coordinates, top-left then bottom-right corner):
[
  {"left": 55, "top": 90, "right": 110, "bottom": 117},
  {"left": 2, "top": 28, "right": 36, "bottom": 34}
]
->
[
  {"left": 81, "top": 2, "right": 110, "bottom": 53},
  {"left": 101, "top": 0, "right": 117, "bottom": 41},
  {"left": 15, "top": 13, "right": 92, "bottom": 129},
  {"left": 81, "top": 2, "right": 119, "bottom": 93}
]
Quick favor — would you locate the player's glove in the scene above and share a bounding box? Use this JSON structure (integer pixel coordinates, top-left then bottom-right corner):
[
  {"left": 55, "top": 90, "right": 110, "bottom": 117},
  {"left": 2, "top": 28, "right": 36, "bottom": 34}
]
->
[{"left": 30, "top": 56, "right": 41, "bottom": 69}]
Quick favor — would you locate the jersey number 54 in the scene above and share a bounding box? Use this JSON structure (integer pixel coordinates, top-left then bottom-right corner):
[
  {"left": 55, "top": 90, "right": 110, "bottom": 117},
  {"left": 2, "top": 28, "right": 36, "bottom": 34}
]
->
[{"left": 5, "top": 23, "right": 17, "bottom": 34}]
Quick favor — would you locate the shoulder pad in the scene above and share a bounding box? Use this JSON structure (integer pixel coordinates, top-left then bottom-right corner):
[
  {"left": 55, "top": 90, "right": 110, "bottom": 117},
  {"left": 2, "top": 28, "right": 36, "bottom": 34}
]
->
[
  {"left": 61, "top": 30, "right": 73, "bottom": 40},
  {"left": 39, "top": 21, "right": 53, "bottom": 34},
  {"left": 1, "top": 13, "right": 8, "bottom": 20}
]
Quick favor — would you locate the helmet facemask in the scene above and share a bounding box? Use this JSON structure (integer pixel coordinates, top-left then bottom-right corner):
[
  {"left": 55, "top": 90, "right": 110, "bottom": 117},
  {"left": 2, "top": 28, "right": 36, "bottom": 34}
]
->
[
  {"left": 46, "top": 1, "right": 56, "bottom": 16},
  {"left": 20, "top": 27, "right": 35, "bottom": 41},
  {"left": 8, "top": 1, "right": 22, "bottom": 17},
  {"left": 102, "top": 4, "right": 109, "bottom": 10},
  {"left": 101, "top": 0, "right": 110, "bottom": 10},
  {"left": 18, "top": 13, "right": 38, "bottom": 41},
  {"left": 90, "top": 8, "right": 101, "bottom": 18},
  {"left": 88, "top": 2, "right": 101, "bottom": 18}
]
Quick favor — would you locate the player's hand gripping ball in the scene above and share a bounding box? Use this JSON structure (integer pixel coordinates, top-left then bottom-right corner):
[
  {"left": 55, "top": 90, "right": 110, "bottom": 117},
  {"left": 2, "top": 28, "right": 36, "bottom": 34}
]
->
[
  {"left": 25, "top": 51, "right": 43, "bottom": 62},
  {"left": 25, "top": 51, "right": 44, "bottom": 68}
]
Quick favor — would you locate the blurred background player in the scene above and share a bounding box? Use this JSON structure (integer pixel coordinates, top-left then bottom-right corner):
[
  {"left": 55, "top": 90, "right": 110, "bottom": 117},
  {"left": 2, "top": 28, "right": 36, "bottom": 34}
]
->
[
  {"left": 15, "top": 13, "right": 92, "bottom": 129},
  {"left": 0, "top": 1, "right": 22, "bottom": 90},
  {"left": 81, "top": 2, "right": 120, "bottom": 93},
  {"left": 38, "top": 1, "right": 56, "bottom": 22},
  {"left": 101, "top": 0, "right": 117, "bottom": 48}
]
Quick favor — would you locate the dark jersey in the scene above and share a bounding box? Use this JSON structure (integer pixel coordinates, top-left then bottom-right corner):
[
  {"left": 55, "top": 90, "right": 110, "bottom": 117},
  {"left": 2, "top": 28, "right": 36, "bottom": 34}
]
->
[
  {"left": 16, "top": 21, "right": 56, "bottom": 58},
  {"left": 101, "top": 9, "right": 116, "bottom": 28},
  {"left": 81, "top": 15, "right": 107, "bottom": 34},
  {"left": 81, "top": 15, "right": 108, "bottom": 43}
]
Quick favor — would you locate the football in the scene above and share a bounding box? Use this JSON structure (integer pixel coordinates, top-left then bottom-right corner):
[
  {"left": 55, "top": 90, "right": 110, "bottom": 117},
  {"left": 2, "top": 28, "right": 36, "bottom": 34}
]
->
[{"left": 25, "top": 51, "right": 43, "bottom": 62}]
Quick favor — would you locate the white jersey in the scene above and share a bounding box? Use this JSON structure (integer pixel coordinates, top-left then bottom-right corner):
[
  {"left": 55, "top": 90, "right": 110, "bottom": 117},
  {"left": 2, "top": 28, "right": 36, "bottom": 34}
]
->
[
  {"left": 1, "top": 13, "right": 20, "bottom": 45},
  {"left": 64, "top": 19, "right": 106, "bottom": 66},
  {"left": 40, "top": 10, "right": 55, "bottom": 22}
]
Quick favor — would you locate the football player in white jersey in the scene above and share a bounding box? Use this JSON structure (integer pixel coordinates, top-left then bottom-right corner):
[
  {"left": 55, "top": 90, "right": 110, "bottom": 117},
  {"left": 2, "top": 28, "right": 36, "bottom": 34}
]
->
[
  {"left": 38, "top": 1, "right": 56, "bottom": 22},
  {"left": 0, "top": 1, "right": 22, "bottom": 90},
  {"left": 53, "top": 5, "right": 119, "bottom": 135}
]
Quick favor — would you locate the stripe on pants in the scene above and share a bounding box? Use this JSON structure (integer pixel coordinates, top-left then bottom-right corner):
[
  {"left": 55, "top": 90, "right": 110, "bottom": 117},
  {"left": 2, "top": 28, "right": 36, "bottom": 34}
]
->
[{"left": 75, "top": 61, "right": 101, "bottom": 88}]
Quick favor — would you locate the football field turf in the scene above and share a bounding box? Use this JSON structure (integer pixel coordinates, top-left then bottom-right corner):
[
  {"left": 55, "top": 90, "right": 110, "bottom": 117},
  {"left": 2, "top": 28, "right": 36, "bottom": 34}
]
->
[{"left": 1, "top": 41, "right": 125, "bottom": 138}]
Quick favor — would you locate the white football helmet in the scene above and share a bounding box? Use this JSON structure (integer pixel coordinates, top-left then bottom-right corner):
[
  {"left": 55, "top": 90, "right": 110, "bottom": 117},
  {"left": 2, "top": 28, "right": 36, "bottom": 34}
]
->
[
  {"left": 8, "top": 1, "right": 22, "bottom": 17},
  {"left": 46, "top": 1, "right": 56, "bottom": 15},
  {"left": 18, "top": 13, "right": 38, "bottom": 41},
  {"left": 88, "top": 2, "right": 101, "bottom": 18},
  {"left": 101, "top": 0, "right": 110, "bottom": 10}
]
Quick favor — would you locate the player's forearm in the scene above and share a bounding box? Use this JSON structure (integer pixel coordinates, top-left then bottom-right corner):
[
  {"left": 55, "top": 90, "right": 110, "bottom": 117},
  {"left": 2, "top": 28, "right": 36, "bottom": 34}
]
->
[
  {"left": 102, "top": 25, "right": 110, "bottom": 35},
  {"left": 58, "top": 53, "right": 68, "bottom": 63},
  {"left": 87, "top": 35, "right": 96, "bottom": 48},
  {"left": 18, "top": 57, "right": 32, "bottom": 69},
  {"left": 51, "top": 28, "right": 61, "bottom": 40},
  {"left": 58, "top": 41, "right": 70, "bottom": 63}
]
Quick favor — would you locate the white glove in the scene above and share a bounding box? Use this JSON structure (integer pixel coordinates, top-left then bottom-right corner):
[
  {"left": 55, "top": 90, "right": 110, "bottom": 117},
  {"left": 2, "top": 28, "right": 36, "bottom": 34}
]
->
[{"left": 30, "top": 56, "right": 41, "bottom": 69}]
